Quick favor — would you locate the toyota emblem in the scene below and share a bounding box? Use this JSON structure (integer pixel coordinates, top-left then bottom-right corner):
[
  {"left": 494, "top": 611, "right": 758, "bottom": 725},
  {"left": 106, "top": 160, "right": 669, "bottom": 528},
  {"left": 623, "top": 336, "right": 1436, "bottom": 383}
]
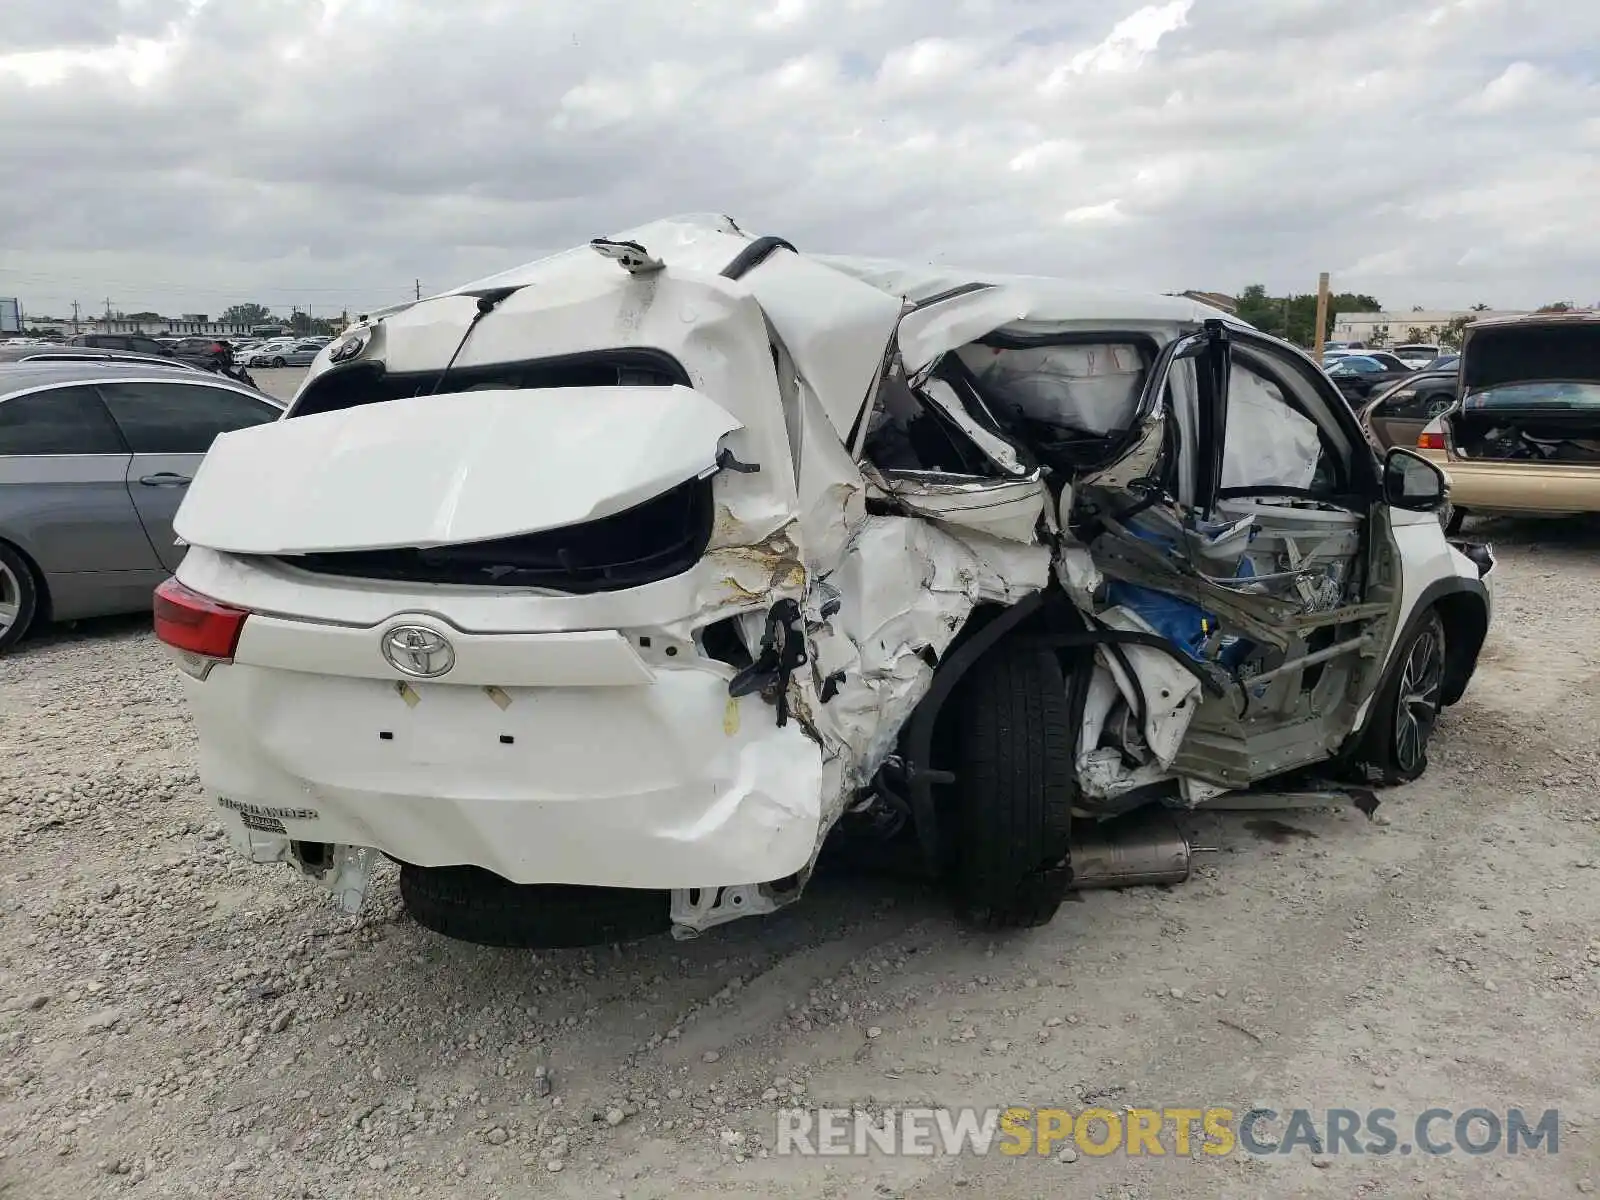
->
[{"left": 381, "top": 624, "right": 456, "bottom": 678}]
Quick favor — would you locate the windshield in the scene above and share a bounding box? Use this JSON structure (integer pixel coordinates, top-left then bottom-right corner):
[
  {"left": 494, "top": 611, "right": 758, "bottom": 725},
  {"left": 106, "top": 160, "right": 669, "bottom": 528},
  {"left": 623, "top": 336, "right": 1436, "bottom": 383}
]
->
[{"left": 1464, "top": 381, "right": 1600, "bottom": 410}]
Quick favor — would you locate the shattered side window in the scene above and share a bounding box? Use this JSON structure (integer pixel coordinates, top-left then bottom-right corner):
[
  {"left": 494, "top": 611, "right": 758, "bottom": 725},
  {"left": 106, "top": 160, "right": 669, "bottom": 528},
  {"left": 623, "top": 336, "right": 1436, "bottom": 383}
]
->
[
  {"left": 862, "top": 365, "right": 1015, "bottom": 477},
  {"left": 1221, "top": 362, "right": 1326, "bottom": 492}
]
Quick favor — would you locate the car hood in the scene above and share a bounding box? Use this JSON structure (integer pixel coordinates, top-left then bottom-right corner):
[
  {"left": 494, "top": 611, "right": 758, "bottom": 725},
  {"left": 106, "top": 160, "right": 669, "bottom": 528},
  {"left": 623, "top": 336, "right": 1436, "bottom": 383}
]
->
[
  {"left": 174, "top": 384, "right": 742, "bottom": 555},
  {"left": 1462, "top": 319, "right": 1600, "bottom": 391}
]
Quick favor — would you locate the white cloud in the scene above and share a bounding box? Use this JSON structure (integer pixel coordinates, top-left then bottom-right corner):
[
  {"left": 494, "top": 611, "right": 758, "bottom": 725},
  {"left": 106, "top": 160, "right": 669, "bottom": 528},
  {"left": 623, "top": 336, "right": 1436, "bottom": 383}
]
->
[
  {"left": 1045, "top": 0, "right": 1192, "bottom": 87},
  {"left": 1062, "top": 200, "right": 1129, "bottom": 224},
  {"left": 0, "top": 0, "right": 1597, "bottom": 318}
]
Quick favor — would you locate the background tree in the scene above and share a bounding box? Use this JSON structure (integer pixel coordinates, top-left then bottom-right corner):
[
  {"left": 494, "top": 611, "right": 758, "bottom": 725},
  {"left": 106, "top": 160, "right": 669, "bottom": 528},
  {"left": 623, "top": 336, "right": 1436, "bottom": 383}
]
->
[
  {"left": 1406, "top": 326, "right": 1426, "bottom": 343},
  {"left": 1470, "top": 302, "right": 1491, "bottom": 312},
  {"left": 1233, "top": 285, "right": 1381, "bottom": 347},
  {"left": 221, "top": 302, "right": 275, "bottom": 326},
  {"left": 1440, "top": 315, "right": 1473, "bottom": 350},
  {"left": 1536, "top": 301, "right": 1574, "bottom": 313},
  {"left": 288, "top": 310, "right": 337, "bottom": 336}
]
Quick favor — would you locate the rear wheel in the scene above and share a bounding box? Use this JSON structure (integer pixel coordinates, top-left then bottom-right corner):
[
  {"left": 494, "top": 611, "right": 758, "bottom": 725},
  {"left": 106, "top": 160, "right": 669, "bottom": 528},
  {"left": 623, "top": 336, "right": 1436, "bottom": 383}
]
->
[
  {"left": 398, "top": 864, "right": 670, "bottom": 948},
  {"left": 951, "top": 646, "right": 1075, "bottom": 929},
  {"left": 0, "top": 544, "right": 40, "bottom": 653},
  {"left": 271, "top": 356, "right": 286, "bottom": 368},
  {"left": 1356, "top": 609, "right": 1446, "bottom": 783}
]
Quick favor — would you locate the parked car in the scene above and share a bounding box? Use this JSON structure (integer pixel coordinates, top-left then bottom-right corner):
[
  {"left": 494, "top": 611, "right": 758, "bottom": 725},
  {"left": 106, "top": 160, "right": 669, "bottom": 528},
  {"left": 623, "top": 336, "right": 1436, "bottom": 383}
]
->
[
  {"left": 1324, "top": 350, "right": 1410, "bottom": 370},
  {"left": 1414, "top": 312, "right": 1600, "bottom": 531},
  {"left": 154, "top": 215, "right": 1494, "bottom": 949},
  {"left": 248, "top": 340, "right": 324, "bottom": 368},
  {"left": 0, "top": 362, "right": 284, "bottom": 651},
  {"left": 1325, "top": 354, "right": 1416, "bottom": 402},
  {"left": 67, "top": 332, "right": 175, "bottom": 358},
  {"left": 169, "top": 337, "right": 237, "bottom": 370},
  {"left": 1392, "top": 343, "right": 1441, "bottom": 370},
  {"left": 243, "top": 340, "right": 291, "bottom": 366},
  {"left": 0, "top": 345, "right": 206, "bottom": 372},
  {"left": 1421, "top": 353, "right": 1460, "bottom": 372},
  {"left": 1359, "top": 371, "right": 1461, "bottom": 450},
  {"left": 257, "top": 340, "right": 326, "bottom": 369}
]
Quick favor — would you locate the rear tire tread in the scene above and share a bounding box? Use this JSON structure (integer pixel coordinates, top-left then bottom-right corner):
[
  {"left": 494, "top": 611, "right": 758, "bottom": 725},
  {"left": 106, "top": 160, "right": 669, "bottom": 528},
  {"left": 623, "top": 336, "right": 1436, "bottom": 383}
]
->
[{"left": 954, "top": 646, "right": 1075, "bottom": 929}]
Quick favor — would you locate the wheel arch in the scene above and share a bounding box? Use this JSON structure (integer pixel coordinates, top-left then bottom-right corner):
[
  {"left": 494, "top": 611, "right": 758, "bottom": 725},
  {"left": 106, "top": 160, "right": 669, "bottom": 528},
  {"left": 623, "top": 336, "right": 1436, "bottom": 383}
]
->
[
  {"left": 1348, "top": 575, "right": 1489, "bottom": 751},
  {"left": 1434, "top": 588, "right": 1490, "bottom": 706}
]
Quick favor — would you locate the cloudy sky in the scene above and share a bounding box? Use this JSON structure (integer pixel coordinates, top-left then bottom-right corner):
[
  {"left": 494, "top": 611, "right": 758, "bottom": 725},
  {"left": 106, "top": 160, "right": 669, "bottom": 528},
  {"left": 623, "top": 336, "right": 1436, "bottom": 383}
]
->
[{"left": 1, "top": 0, "right": 1595, "bottom": 322}]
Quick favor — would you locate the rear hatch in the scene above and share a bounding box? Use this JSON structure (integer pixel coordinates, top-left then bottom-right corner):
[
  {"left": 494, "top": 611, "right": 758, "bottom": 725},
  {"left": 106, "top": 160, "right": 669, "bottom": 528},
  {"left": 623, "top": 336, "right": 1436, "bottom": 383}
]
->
[
  {"left": 176, "top": 384, "right": 743, "bottom": 589},
  {"left": 1448, "top": 319, "right": 1600, "bottom": 464}
]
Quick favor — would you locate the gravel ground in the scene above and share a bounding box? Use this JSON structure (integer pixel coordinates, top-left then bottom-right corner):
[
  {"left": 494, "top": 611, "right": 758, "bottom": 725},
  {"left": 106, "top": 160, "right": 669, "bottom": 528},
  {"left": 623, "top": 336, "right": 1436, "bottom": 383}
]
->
[
  {"left": 249, "top": 366, "right": 306, "bottom": 403},
  {"left": 2, "top": 512, "right": 1598, "bottom": 1200}
]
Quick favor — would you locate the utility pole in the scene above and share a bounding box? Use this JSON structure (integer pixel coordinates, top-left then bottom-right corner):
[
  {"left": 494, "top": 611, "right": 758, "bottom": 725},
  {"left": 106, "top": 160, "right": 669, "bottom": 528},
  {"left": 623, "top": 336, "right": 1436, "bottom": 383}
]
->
[
  {"left": 71, "top": 301, "right": 80, "bottom": 334},
  {"left": 103, "top": 297, "right": 113, "bottom": 328},
  {"left": 414, "top": 278, "right": 422, "bottom": 301},
  {"left": 1313, "top": 272, "right": 1330, "bottom": 360}
]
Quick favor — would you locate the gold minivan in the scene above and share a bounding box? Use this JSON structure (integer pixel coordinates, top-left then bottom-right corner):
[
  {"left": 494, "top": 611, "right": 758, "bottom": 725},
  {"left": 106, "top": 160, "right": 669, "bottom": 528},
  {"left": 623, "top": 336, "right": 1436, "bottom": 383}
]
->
[{"left": 1414, "top": 312, "right": 1600, "bottom": 531}]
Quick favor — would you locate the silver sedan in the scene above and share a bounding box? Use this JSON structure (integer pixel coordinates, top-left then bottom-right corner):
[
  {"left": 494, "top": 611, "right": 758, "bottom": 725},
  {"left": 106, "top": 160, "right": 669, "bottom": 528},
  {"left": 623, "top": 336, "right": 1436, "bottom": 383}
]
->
[
  {"left": 249, "top": 341, "right": 324, "bottom": 368},
  {"left": 0, "top": 361, "right": 284, "bottom": 650}
]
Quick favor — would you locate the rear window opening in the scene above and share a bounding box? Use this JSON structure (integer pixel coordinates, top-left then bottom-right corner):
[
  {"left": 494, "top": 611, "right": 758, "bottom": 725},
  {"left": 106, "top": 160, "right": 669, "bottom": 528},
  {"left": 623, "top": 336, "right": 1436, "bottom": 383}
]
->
[
  {"left": 290, "top": 348, "right": 691, "bottom": 419},
  {"left": 281, "top": 476, "right": 715, "bottom": 594},
  {"left": 862, "top": 335, "right": 1158, "bottom": 480}
]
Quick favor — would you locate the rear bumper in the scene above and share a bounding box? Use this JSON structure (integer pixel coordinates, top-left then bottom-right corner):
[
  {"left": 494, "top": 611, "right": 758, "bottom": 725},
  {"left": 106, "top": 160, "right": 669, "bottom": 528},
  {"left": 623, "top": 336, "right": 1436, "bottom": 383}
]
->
[
  {"left": 1424, "top": 448, "right": 1600, "bottom": 515},
  {"left": 185, "top": 624, "right": 825, "bottom": 890}
]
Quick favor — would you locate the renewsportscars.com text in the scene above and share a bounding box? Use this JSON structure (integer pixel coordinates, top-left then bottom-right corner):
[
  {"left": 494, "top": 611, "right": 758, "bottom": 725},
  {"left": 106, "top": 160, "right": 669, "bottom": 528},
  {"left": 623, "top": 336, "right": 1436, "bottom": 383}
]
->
[{"left": 774, "top": 1106, "right": 1561, "bottom": 1158}]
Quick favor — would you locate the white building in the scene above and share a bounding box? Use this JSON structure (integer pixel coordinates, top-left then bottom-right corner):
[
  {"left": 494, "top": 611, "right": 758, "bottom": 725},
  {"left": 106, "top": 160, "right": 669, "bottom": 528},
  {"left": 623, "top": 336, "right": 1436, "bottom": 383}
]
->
[{"left": 1331, "top": 309, "right": 1526, "bottom": 347}]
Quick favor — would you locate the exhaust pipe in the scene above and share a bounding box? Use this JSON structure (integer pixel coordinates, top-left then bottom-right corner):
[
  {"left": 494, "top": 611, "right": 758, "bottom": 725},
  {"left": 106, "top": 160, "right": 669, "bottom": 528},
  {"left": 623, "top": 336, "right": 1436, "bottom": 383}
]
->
[{"left": 1070, "top": 808, "right": 1192, "bottom": 890}]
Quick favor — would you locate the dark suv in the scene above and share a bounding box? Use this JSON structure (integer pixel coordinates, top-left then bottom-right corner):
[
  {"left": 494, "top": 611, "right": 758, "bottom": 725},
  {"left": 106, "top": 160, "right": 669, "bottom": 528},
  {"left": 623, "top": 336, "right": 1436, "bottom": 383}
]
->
[
  {"left": 169, "top": 337, "right": 237, "bottom": 369},
  {"left": 68, "top": 333, "right": 174, "bottom": 357}
]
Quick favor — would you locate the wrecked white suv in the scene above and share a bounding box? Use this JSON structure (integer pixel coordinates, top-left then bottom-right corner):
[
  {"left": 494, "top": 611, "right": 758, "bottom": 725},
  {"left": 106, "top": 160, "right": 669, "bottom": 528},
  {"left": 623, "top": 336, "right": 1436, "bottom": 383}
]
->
[{"left": 155, "top": 215, "right": 1493, "bottom": 946}]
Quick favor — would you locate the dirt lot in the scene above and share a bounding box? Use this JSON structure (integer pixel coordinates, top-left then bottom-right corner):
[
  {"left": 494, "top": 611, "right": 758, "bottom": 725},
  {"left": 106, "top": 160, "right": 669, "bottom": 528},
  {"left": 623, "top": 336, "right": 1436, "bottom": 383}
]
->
[
  {"left": 251, "top": 365, "right": 307, "bottom": 403},
  {"left": 2, "top": 500, "right": 1598, "bottom": 1198}
]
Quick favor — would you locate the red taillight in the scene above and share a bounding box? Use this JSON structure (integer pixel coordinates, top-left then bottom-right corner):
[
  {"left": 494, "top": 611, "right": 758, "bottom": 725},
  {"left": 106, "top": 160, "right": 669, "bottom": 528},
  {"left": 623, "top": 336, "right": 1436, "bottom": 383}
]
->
[
  {"left": 1416, "top": 430, "right": 1446, "bottom": 451},
  {"left": 153, "top": 579, "right": 248, "bottom": 661}
]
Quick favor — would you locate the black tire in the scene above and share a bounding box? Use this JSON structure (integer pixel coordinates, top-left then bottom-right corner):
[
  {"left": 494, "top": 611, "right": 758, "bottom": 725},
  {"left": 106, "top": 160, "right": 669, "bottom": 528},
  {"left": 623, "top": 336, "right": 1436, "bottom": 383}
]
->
[
  {"left": 271, "top": 356, "right": 286, "bottom": 368},
  {"left": 1355, "top": 609, "right": 1446, "bottom": 784},
  {"left": 951, "top": 646, "right": 1076, "bottom": 929},
  {"left": 0, "top": 542, "right": 40, "bottom": 653},
  {"left": 398, "top": 864, "right": 670, "bottom": 948}
]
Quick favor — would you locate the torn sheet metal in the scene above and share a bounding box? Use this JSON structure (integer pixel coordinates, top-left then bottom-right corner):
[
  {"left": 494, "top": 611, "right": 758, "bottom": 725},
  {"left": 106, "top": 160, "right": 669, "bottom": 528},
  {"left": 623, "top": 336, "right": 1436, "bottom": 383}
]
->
[
  {"left": 1094, "top": 605, "right": 1203, "bottom": 768},
  {"left": 793, "top": 377, "right": 870, "bottom": 567},
  {"left": 1055, "top": 534, "right": 1105, "bottom": 609},
  {"left": 803, "top": 515, "right": 1050, "bottom": 793},
  {"left": 915, "top": 377, "right": 1031, "bottom": 476},
  {"left": 871, "top": 470, "right": 1046, "bottom": 543},
  {"left": 731, "top": 249, "right": 904, "bottom": 441}
]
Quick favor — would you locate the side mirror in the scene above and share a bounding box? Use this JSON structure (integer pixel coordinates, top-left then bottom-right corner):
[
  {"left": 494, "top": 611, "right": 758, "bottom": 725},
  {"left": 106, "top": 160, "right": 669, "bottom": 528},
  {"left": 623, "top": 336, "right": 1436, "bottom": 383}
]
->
[{"left": 1383, "top": 447, "right": 1448, "bottom": 512}]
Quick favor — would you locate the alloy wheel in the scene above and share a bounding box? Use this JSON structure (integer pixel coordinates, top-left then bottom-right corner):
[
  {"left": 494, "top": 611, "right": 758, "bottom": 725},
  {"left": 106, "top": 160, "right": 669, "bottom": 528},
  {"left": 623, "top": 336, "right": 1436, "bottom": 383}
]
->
[
  {"left": 0, "top": 559, "right": 22, "bottom": 636},
  {"left": 1394, "top": 622, "right": 1444, "bottom": 775}
]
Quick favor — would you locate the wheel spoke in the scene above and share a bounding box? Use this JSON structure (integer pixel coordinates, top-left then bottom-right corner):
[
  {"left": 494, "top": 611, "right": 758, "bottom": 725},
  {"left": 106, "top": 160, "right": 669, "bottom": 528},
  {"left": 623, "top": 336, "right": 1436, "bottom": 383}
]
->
[
  {"left": 1393, "top": 620, "right": 1444, "bottom": 774},
  {"left": 0, "top": 600, "right": 16, "bottom": 625}
]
